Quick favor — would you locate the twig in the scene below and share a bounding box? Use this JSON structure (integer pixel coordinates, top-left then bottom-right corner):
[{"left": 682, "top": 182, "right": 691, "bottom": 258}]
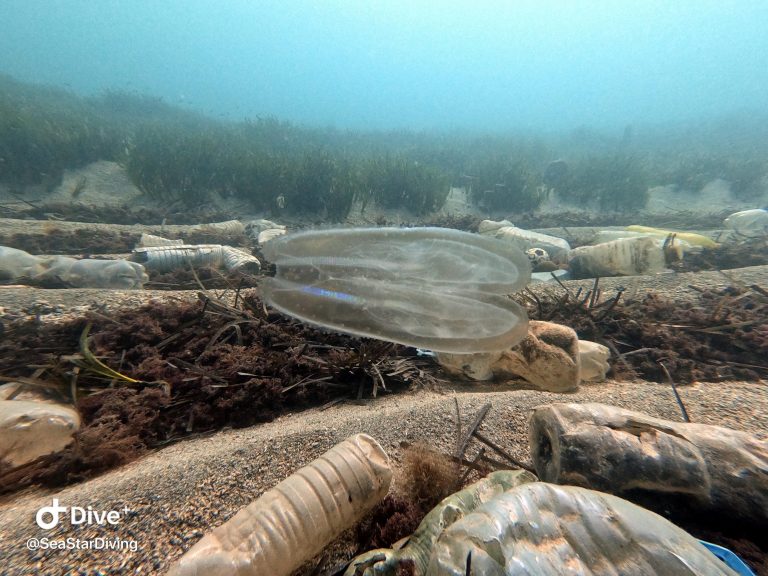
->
[
  {"left": 594, "top": 288, "right": 624, "bottom": 319},
  {"left": 70, "top": 366, "right": 80, "bottom": 403},
  {"left": 282, "top": 375, "right": 333, "bottom": 393},
  {"left": 578, "top": 289, "right": 593, "bottom": 309},
  {"left": 199, "top": 320, "right": 251, "bottom": 360},
  {"left": 319, "top": 398, "right": 345, "bottom": 411},
  {"left": 168, "top": 358, "right": 227, "bottom": 384},
  {"left": 659, "top": 362, "right": 691, "bottom": 423},
  {"left": 601, "top": 338, "right": 636, "bottom": 379},
  {"left": 588, "top": 277, "right": 600, "bottom": 309},
  {"left": 713, "top": 360, "right": 768, "bottom": 372},
  {"left": 551, "top": 270, "right": 576, "bottom": 299},
  {"left": 453, "top": 397, "right": 462, "bottom": 459},
  {"left": 619, "top": 347, "right": 652, "bottom": 358},
  {"left": 455, "top": 403, "right": 491, "bottom": 461},
  {"left": 459, "top": 447, "right": 485, "bottom": 485},
  {"left": 472, "top": 431, "right": 535, "bottom": 474},
  {"left": 477, "top": 453, "right": 517, "bottom": 470},
  {"left": 524, "top": 287, "right": 543, "bottom": 318},
  {"left": 370, "top": 362, "right": 386, "bottom": 397}
]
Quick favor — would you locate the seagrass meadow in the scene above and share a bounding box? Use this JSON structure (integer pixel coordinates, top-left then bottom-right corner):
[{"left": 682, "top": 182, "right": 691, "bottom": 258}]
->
[{"left": 3, "top": 74, "right": 768, "bottom": 222}]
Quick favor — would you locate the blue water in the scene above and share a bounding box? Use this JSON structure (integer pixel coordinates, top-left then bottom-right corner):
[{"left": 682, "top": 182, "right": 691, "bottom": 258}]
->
[{"left": 0, "top": 0, "right": 766, "bottom": 133}]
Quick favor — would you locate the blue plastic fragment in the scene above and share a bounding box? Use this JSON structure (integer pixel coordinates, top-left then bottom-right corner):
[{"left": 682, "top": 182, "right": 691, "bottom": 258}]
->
[{"left": 699, "top": 540, "right": 756, "bottom": 576}]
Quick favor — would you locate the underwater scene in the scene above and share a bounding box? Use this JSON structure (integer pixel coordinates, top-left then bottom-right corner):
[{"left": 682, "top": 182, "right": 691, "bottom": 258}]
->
[{"left": 0, "top": 1, "right": 766, "bottom": 575}]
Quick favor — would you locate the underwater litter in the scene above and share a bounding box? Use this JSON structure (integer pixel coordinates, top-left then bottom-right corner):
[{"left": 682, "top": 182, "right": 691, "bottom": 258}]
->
[
  {"left": 1, "top": 218, "right": 767, "bottom": 494},
  {"left": 0, "top": 215, "right": 767, "bottom": 576}
]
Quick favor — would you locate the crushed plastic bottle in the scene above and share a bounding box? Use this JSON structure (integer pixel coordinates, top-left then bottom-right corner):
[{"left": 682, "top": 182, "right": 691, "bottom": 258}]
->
[{"left": 724, "top": 208, "right": 768, "bottom": 239}]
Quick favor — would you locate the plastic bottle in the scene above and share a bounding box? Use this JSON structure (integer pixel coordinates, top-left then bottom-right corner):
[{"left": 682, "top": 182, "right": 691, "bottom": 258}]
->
[
  {"left": 724, "top": 208, "right": 768, "bottom": 238},
  {"left": 168, "top": 434, "right": 392, "bottom": 576},
  {"left": 568, "top": 236, "right": 667, "bottom": 278}
]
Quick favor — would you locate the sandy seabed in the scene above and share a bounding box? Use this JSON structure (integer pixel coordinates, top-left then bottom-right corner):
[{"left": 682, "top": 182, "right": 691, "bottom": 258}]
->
[{"left": 0, "top": 380, "right": 766, "bottom": 575}]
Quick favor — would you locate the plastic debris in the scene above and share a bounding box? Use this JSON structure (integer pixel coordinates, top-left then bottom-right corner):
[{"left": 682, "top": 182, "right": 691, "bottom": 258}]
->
[
  {"left": 169, "top": 433, "right": 392, "bottom": 576},
  {"left": 137, "top": 233, "right": 184, "bottom": 247},
  {"left": 261, "top": 227, "right": 531, "bottom": 353},
  {"left": 245, "top": 219, "right": 287, "bottom": 245},
  {"left": 0, "top": 400, "right": 80, "bottom": 467},
  {"left": 626, "top": 225, "right": 720, "bottom": 248},
  {"left": 257, "top": 228, "right": 286, "bottom": 245},
  {"left": 187, "top": 219, "right": 245, "bottom": 235},
  {"left": 699, "top": 541, "right": 757, "bottom": 576},
  {"left": 47, "top": 257, "right": 148, "bottom": 289},
  {"left": 592, "top": 229, "right": 693, "bottom": 248},
  {"left": 0, "top": 246, "right": 148, "bottom": 289},
  {"left": 0, "top": 246, "right": 45, "bottom": 281},
  {"left": 347, "top": 475, "right": 734, "bottom": 576},
  {"left": 568, "top": 236, "right": 669, "bottom": 278},
  {"left": 578, "top": 340, "right": 611, "bottom": 381},
  {"left": 436, "top": 321, "right": 581, "bottom": 392},
  {"left": 524, "top": 247, "right": 550, "bottom": 267},
  {"left": 723, "top": 208, "right": 768, "bottom": 239},
  {"left": 479, "top": 219, "right": 571, "bottom": 263},
  {"left": 428, "top": 482, "right": 738, "bottom": 575},
  {"left": 529, "top": 403, "right": 768, "bottom": 527},
  {"left": 131, "top": 244, "right": 260, "bottom": 273}
]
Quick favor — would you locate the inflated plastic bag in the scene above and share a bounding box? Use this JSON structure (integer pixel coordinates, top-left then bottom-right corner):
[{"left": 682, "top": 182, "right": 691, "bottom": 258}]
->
[
  {"left": 261, "top": 227, "right": 531, "bottom": 353},
  {"left": 0, "top": 246, "right": 46, "bottom": 282},
  {"left": 427, "top": 482, "right": 738, "bottom": 576},
  {"left": 0, "top": 246, "right": 147, "bottom": 289},
  {"left": 45, "top": 257, "right": 148, "bottom": 289}
]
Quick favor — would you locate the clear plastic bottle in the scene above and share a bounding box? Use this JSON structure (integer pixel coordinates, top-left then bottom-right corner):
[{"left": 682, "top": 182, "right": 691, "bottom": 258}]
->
[{"left": 724, "top": 208, "right": 768, "bottom": 238}]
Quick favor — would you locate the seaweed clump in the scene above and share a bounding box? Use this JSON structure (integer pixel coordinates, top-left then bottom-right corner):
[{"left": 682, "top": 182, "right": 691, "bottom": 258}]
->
[
  {"left": 0, "top": 293, "right": 433, "bottom": 494},
  {"left": 356, "top": 444, "right": 459, "bottom": 553},
  {"left": 524, "top": 282, "right": 768, "bottom": 383}
]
